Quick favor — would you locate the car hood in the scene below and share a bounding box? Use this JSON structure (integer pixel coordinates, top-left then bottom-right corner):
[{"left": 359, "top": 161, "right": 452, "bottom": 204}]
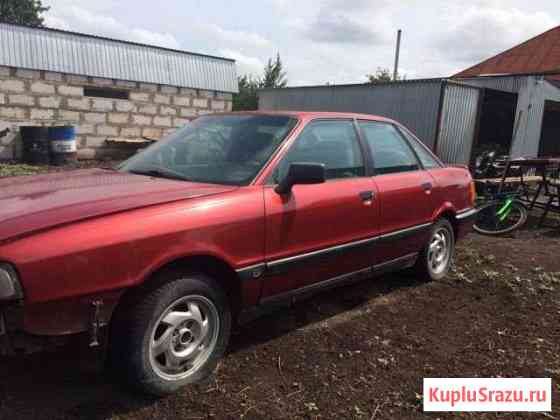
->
[{"left": 0, "top": 168, "right": 236, "bottom": 242}]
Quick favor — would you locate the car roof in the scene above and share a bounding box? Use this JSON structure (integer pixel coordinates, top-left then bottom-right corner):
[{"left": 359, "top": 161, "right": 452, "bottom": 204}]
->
[{"left": 214, "top": 110, "right": 397, "bottom": 124}]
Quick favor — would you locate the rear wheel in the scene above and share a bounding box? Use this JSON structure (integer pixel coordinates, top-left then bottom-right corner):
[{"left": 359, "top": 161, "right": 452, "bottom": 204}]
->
[
  {"left": 108, "top": 271, "right": 231, "bottom": 396},
  {"left": 473, "top": 200, "right": 527, "bottom": 235},
  {"left": 415, "top": 218, "right": 455, "bottom": 281}
]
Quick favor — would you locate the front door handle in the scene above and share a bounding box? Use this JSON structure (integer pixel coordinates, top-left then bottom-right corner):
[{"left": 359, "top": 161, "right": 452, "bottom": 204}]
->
[{"left": 359, "top": 191, "right": 374, "bottom": 201}]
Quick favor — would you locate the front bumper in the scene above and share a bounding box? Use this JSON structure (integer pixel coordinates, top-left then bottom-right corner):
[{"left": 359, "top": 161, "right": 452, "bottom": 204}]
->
[
  {"left": 0, "top": 304, "right": 68, "bottom": 355},
  {"left": 0, "top": 304, "right": 25, "bottom": 355},
  {"left": 455, "top": 207, "right": 479, "bottom": 239},
  {"left": 0, "top": 312, "right": 5, "bottom": 336}
]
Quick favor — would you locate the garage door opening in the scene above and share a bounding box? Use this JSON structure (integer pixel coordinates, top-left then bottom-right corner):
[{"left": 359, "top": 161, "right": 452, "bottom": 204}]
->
[
  {"left": 539, "top": 100, "right": 560, "bottom": 157},
  {"left": 471, "top": 89, "right": 518, "bottom": 162}
]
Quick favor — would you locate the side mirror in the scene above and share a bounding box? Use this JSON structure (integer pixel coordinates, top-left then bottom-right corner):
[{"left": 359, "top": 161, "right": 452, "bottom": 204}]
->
[{"left": 275, "top": 162, "right": 326, "bottom": 194}]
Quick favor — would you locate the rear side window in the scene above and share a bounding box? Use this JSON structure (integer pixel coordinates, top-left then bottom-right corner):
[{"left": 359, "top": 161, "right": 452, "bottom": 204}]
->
[
  {"left": 399, "top": 128, "right": 442, "bottom": 169},
  {"left": 272, "top": 119, "right": 365, "bottom": 182},
  {"left": 359, "top": 121, "right": 419, "bottom": 175}
]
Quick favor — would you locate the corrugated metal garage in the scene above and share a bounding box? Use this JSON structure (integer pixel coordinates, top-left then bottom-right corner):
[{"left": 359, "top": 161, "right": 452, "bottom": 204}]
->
[
  {"left": 259, "top": 75, "right": 560, "bottom": 166},
  {"left": 458, "top": 75, "right": 560, "bottom": 158},
  {"left": 259, "top": 79, "right": 445, "bottom": 150},
  {"left": 259, "top": 79, "right": 482, "bottom": 164},
  {"left": 436, "top": 82, "right": 481, "bottom": 164}
]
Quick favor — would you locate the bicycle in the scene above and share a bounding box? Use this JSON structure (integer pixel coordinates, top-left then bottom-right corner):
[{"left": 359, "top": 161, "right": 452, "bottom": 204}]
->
[
  {"left": 472, "top": 151, "right": 528, "bottom": 235},
  {"left": 473, "top": 188, "right": 528, "bottom": 235}
]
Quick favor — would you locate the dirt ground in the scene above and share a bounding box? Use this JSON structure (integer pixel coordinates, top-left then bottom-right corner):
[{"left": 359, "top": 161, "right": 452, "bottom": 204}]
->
[{"left": 0, "top": 169, "right": 559, "bottom": 419}]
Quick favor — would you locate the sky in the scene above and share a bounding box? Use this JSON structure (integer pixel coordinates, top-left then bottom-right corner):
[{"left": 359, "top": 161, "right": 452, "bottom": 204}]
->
[{"left": 43, "top": 0, "right": 560, "bottom": 86}]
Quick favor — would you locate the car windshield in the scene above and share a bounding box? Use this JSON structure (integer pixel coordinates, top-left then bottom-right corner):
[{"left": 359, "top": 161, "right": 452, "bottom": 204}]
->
[{"left": 119, "top": 114, "right": 297, "bottom": 186}]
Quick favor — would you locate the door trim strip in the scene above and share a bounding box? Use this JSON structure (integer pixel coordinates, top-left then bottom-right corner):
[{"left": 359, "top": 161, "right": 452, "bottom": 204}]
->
[
  {"left": 259, "top": 252, "right": 419, "bottom": 307},
  {"left": 235, "top": 221, "right": 432, "bottom": 277}
]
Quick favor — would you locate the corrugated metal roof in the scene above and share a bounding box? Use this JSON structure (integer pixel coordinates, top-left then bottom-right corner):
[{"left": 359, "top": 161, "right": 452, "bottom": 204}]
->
[
  {"left": 454, "top": 75, "right": 528, "bottom": 93},
  {"left": 0, "top": 23, "right": 238, "bottom": 93},
  {"left": 259, "top": 77, "right": 445, "bottom": 91},
  {"left": 454, "top": 25, "right": 560, "bottom": 78}
]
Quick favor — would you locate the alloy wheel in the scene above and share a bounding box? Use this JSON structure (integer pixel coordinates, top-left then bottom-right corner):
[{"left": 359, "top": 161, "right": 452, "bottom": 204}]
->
[
  {"left": 427, "top": 227, "right": 452, "bottom": 275},
  {"left": 149, "top": 295, "right": 220, "bottom": 381}
]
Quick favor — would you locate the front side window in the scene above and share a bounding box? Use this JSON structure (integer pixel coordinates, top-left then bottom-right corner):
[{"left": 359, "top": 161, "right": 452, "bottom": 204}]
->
[
  {"left": 359, "top": 121, "right": 420, "bottom": 175},
  {"left": 271, "top": 120, "right": 365, "bottom": 183},
  {"left": 119, "top": 114, "right": 297, "bottom": 186}
]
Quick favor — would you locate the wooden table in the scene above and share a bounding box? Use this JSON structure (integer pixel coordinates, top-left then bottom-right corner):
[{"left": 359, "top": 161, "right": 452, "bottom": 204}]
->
[{"left": 495, "top": 157, "right": 560, "bottom": 225}]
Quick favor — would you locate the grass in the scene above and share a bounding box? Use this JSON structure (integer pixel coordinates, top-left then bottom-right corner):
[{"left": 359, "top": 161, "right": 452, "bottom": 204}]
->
[{"left": 0, "top": 163, "right": 49, "bottom": 178}]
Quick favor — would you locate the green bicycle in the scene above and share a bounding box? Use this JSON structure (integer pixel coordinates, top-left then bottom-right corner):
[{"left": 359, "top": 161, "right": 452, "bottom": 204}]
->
[
  {"left": 473, "top": 188, "right": 528, "bottom": 235},
  {"left": 472, "top": 151, "right": 528, "bottom": 235}
]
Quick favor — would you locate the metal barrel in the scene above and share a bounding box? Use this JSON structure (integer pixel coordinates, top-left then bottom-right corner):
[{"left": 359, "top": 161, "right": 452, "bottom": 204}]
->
[
  {"left": 20, "top": 126, "right": 51, "bottom": 165},
  {"left": 48, "top": 126, "right": 77, "bottom": 166}
]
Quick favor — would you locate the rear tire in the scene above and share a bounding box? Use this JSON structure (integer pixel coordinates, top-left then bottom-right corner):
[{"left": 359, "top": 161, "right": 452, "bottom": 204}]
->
[
  {"left": 415, "top": 218, "right": 455, "bottom": 281},
  {"left": 108, "top": 271, "right": 231, "bottom": 396},
  {"left": 473, "top": 200, "right": 527, "bottom": 235}
]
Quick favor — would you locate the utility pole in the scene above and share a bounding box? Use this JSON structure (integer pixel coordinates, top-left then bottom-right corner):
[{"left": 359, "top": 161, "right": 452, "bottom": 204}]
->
[{"left": 393, "top": 29, "right": 402, "bottom": 81}]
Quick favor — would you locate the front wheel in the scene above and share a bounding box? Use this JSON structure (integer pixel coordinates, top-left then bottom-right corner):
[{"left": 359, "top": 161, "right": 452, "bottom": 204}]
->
[
  {"left": 108, "top": 272, "right": 231, "bottom": 396},
  {"left": 473, "top": 200, "right": 527, "bottom": 235}
]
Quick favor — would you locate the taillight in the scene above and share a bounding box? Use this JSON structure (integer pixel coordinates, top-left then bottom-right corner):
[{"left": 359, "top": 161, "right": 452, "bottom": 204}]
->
[{"left": 468, "top": 181, "right": 476, "bottom": 207}]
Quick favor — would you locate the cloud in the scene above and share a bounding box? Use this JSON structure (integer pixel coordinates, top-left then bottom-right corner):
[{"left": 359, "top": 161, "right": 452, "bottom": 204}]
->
[
  {"left": 219, "top": 49, "right": 264, "bottom": 77},
  {"left": 301, "top": 0, "right": 389, "bottom": 45},
  {"left": 42, "top": 14, "right": 69, "bottom": 31},
  {"left": 306, "top": 11, "right": 384, "bottom": 44},
  {"left": 197, "top": 23, "right": 272, "bottom": 49},
  {"left": 44, "top": 4, "right": 181, "bottom": 49},
  {"left": 434, "top": 6, "right": 555, "bottom": 65},
  {"left": 40, "top": 0, "right": 560, "bottom": 87}
]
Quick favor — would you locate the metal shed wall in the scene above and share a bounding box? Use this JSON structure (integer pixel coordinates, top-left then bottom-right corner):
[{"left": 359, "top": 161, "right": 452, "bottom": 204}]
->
[
  {"left": 456, "top": 75, "right": 527, "bottom": 94},
  {"left": 259, "top": 80, "right": 444, "bottom": 150},
  {"left": 436, "top": 83, "right": 481, "bottom": 165},
  {"left": 519, "top": 78, "right": 560, "bottom": 156},
  {"left": 456, "top": 75, "right": 560, "bottom": 157},
  {"left": 457, "top": 75, "right": 531, "bottom": 156},
  {"left": 0, "top": 23, "right": 238, "bottom": 93}
]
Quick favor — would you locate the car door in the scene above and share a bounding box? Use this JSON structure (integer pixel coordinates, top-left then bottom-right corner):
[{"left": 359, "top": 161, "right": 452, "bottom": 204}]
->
[
  {"left": 358, "top": 120, "right": 436, "bottom": 264},
  {"left": 262, "top": 119, "right": 379, "bottom": 298}
]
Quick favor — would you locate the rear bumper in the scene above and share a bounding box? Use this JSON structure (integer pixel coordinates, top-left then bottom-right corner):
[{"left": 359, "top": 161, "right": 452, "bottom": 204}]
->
[{"left": 455, "top": 207, "right": 478, "bottom": 239}]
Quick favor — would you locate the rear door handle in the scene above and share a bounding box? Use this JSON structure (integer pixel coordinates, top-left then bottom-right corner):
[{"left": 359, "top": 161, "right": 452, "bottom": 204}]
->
[
  {"left": 421, "top": 182, "right": 432, "bottom": 191},
  {"left": 359, "top": 191, "right": 374, "bottom": 201}
]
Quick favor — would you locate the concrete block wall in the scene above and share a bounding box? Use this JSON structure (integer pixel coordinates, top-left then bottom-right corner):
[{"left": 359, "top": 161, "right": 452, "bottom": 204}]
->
[{"left": 0, "top": 66, "right": 233, "bottom": 160}]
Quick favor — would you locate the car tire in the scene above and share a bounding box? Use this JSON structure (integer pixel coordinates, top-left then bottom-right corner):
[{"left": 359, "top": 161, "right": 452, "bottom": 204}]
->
[
  {"left": 107, "top": 271, "right": 231, "bottom": 396},
  {"left": 414, "top": 218, "right": 455, "bottom": 281}
]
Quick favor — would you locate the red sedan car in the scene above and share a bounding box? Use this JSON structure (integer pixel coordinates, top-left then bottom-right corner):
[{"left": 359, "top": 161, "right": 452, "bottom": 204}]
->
[{"left": 0, "top": 112, "right": 476, "bottom": 395}]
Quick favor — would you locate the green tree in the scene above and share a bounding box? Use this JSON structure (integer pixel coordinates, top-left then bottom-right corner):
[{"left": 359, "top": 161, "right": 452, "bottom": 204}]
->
[
  {"left": 232, "top": 75, "right": 260, "bottom": 111},
  {"left": 0, "top": 0, "right": 50, "bottom": 27},
  {"left": 366, "top": 67, "right": 405, "bottom": 84},
  {"left": 261, "top": 53, "right": 287, "bottom": 88},
  {"left": 233, "top": 53, "right": 288, "bottom": 111}
]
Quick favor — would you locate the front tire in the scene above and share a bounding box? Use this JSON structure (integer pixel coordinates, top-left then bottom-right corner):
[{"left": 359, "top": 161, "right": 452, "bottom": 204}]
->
[
  {"left": 415, "top": 218, "right": 455, "bottom": 281},
  {"left": 108, "top": 271, "right": 231, "bottom": 396}
]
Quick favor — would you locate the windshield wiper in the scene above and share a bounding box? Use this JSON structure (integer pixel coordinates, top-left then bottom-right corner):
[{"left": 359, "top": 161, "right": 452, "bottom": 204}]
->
[{"left": 127, "top": 168, "right": 190, "bottom": 181}]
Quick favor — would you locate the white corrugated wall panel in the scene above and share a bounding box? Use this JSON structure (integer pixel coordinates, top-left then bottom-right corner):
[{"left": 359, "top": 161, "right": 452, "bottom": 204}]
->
[
  {"left": 0, "top": 23, "right": 237, "bottom": 92},
  {"left": 436, "top": 83, "right": 480, "bottom": 165}
]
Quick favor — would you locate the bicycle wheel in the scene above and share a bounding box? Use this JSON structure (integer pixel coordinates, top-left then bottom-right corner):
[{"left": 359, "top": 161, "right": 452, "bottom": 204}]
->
[{"left": 473, "top": 200, "right": 528, "bottom": 235}]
